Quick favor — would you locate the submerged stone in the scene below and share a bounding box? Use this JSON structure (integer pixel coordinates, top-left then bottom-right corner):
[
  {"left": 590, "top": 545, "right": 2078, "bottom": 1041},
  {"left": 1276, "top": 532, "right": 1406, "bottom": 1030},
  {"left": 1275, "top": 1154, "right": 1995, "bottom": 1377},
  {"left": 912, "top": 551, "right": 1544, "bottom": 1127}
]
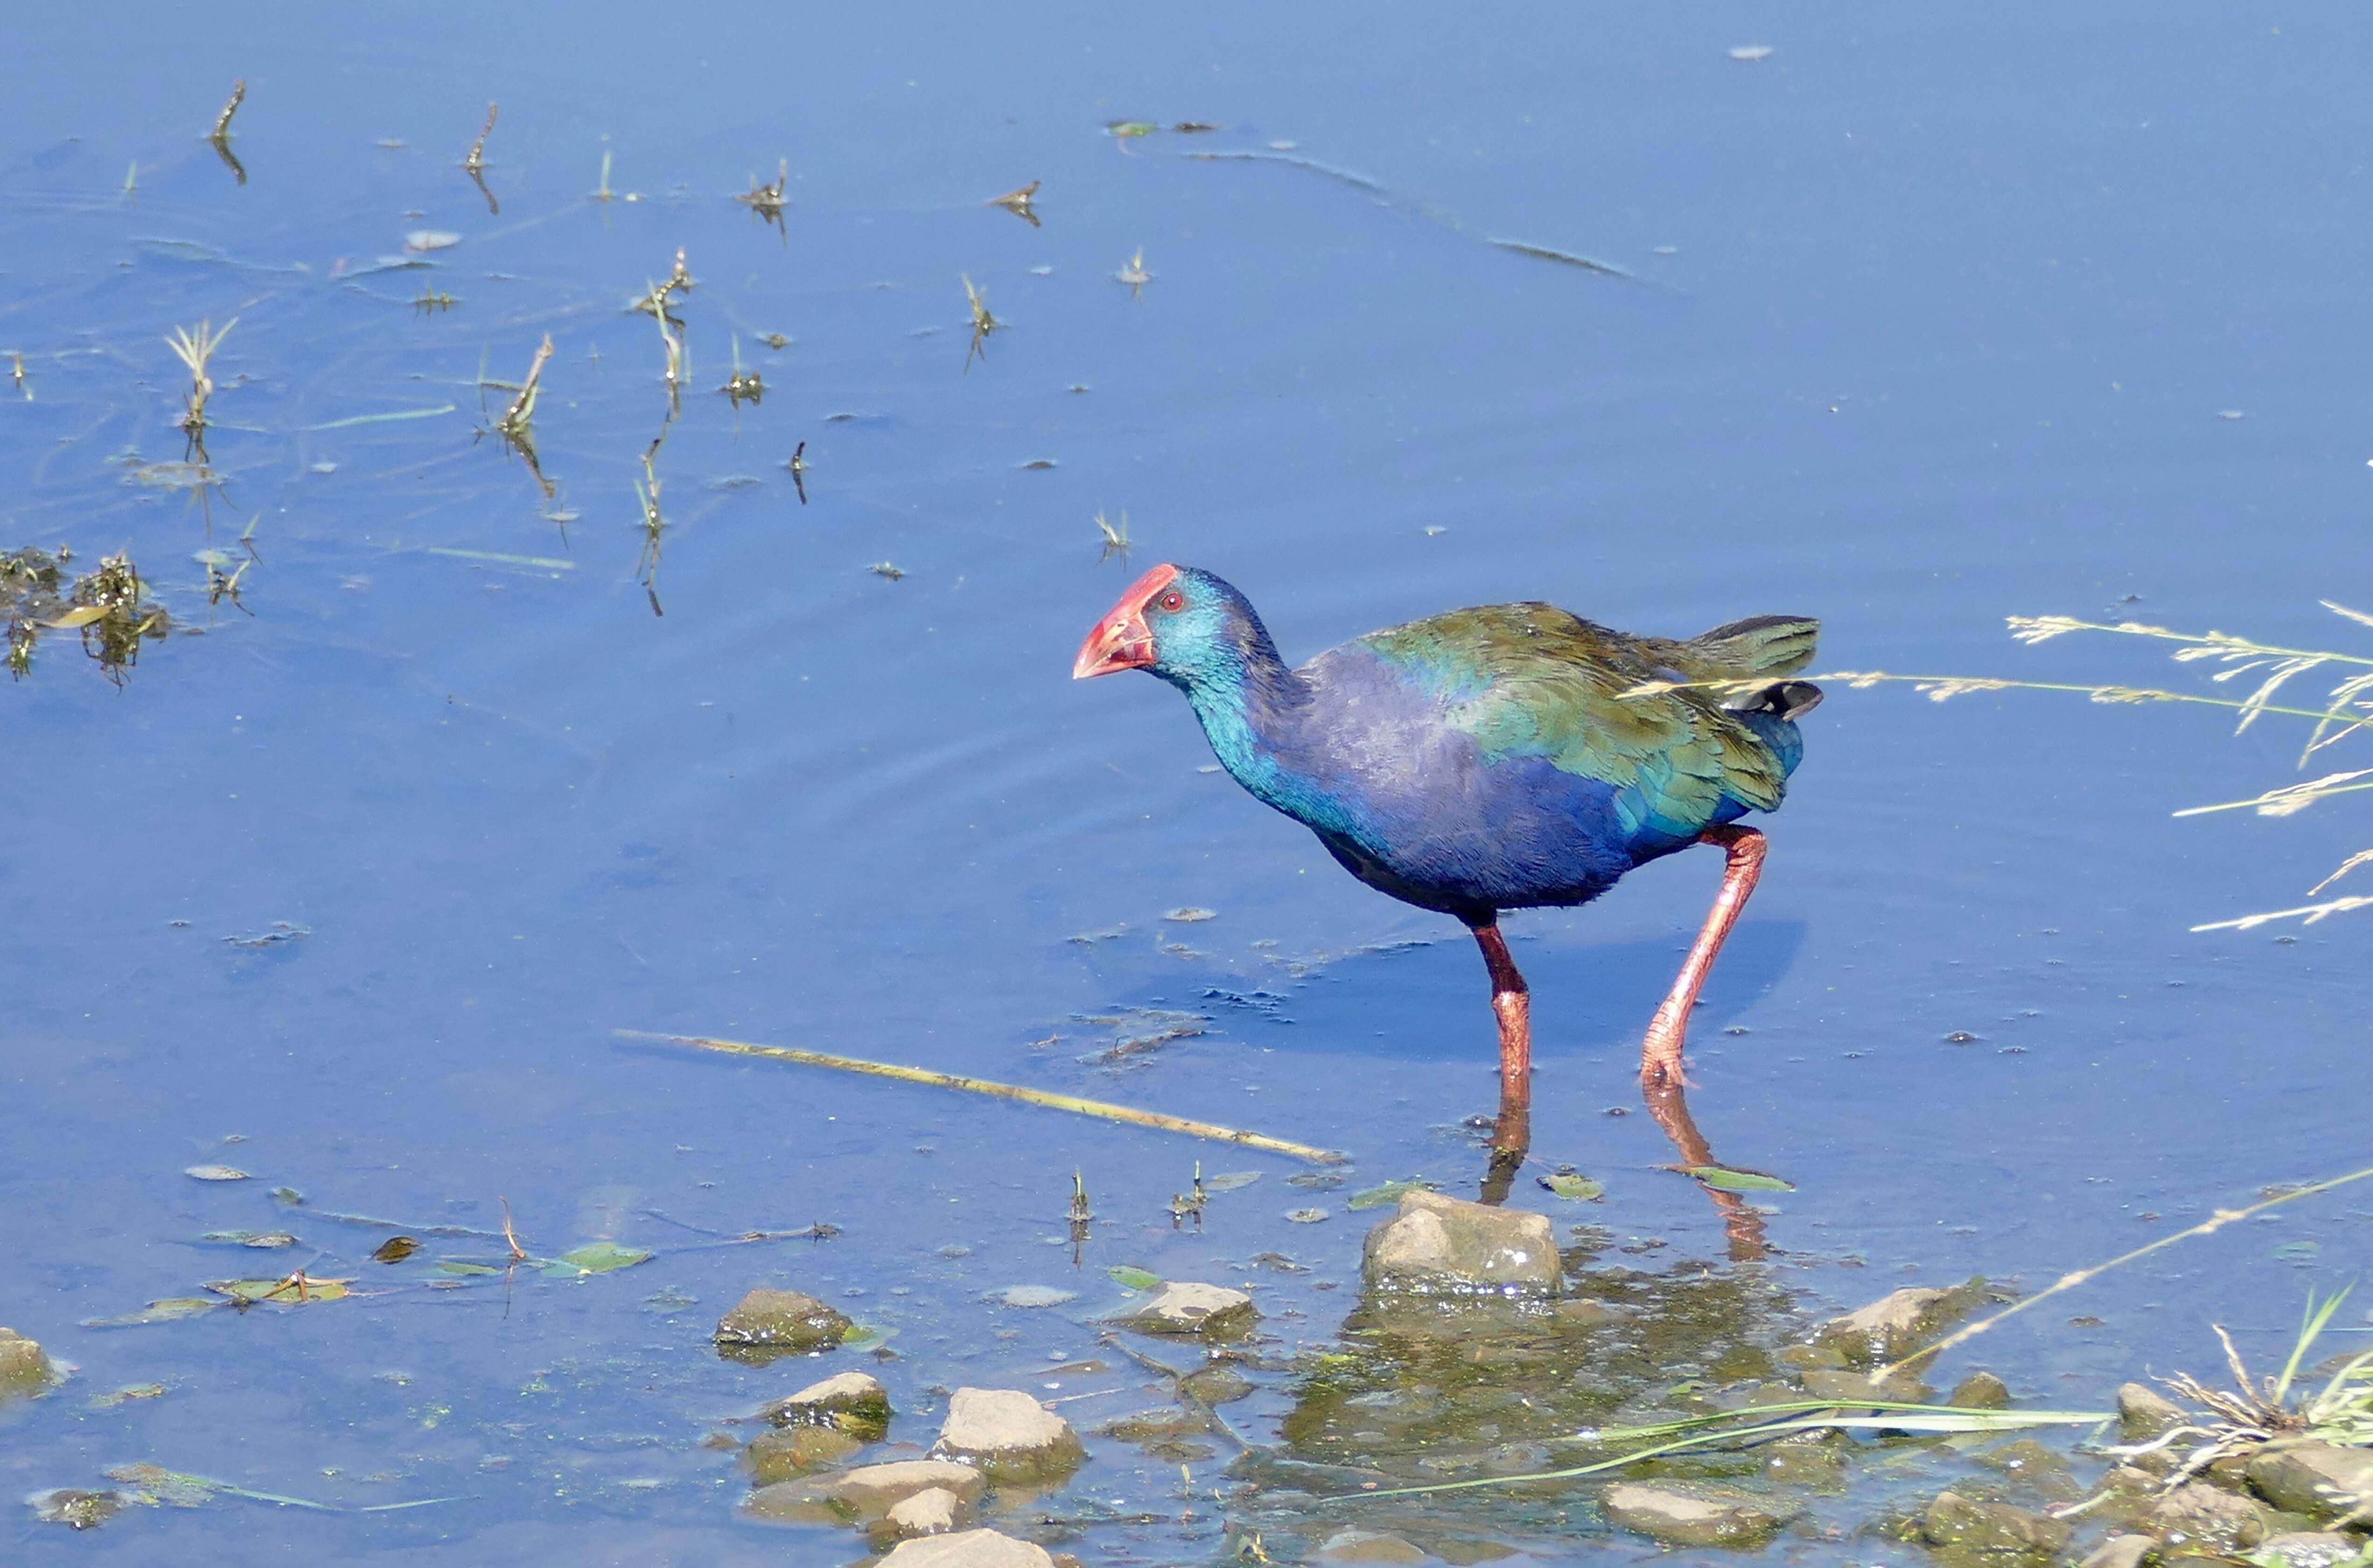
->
[
  {"left": 1109, "top": 1281, "right": 1257, "bottom": 1339},
  {"left": 714, "top": 1288, "right": 851, "bottom": 1360},
  {"left": 1813, "top": 1280, "right": 1984, "bottom": 1367},
  {"left": 823, "top": 1459, "right": 987, "bottom": 1520},
  {"left": 743, "top": 1424, "right": 861, "bottom": 1485},
  {"left": 31, "top": 1489, "right": 124, "bottom": 1530},
  {"left": 2251, "top": 1532, "right": 2366, "bottom": 1568},
  {"left": 741, "top": 1479, "right": 840, "bottom": 1526},
  {"left": 1314, "top": 1527, "right": 1429, "bottom": 1562},
  {"left": 1178, "top": 1362, "right": 1257, "bottom": 1406},
  {"left": 2247, "top": 1443, "right": 2373, "bottom": 1522},
  {"left": 760, "top": 1369, "right": 890, "bottom": 1437},
  {"left": 931, "top": 1387, "right": 1084, "bottom": 1483},
  {"left": 2116, "top": 1381, "right": 2189, "bottom": 1441},
  {"left": 1602, "top": 1481, "right": 1801, "bottom": 1548},
  {"left": 1360, "top": 1190, "right": 1559, "bottom": 1297},
  {"left": 1800, "top": 1367, "right": 1931, "bottom": 1404},
  {"left": 878, "top": 1528, "right": 1054, "bottom": 1567},
  {"left": 1920, "top": 1490, "right": 2070, "bottom": 1559}
]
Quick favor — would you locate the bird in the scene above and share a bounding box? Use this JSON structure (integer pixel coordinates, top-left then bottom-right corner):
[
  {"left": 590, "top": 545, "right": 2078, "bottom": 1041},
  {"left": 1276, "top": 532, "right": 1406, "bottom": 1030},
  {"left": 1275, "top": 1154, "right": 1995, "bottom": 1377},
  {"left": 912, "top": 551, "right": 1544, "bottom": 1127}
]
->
[{"left": 1073, "top": 563, "right": 1820, "bottom": 1140}]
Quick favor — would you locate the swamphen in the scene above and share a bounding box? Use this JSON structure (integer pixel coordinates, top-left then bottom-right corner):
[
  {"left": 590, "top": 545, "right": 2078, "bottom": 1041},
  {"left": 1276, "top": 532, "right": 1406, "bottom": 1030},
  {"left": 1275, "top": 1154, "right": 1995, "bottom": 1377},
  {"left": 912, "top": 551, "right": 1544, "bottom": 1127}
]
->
[{"left": 1074, "top": 564, "right": 1820, "bottom": 1123}]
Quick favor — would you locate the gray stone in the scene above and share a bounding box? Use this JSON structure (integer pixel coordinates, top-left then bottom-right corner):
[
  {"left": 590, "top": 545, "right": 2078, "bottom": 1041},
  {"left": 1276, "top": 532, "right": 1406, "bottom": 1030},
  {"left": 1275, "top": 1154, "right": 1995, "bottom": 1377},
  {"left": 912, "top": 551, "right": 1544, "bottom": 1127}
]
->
[
  {"left": 878, "top": 1528, "right": 1055, "bottom": 1568},
  {"left": 2079, "top": 1533, "right": 2156, "bottom": 1568},
  {"left": 1814, "top": 1280, "right": 1983, "bottom": 1367},
  {"left": 1314, "top": 1528, "right": 1430, "bottom": 1563},
  {"left": 1109, "top": 1281, "right": 1257, "bottom": 1339},
  {"left": 822, "top": 1459, "right": 988, "bottom": 1520},
  {"left": 714, "top": 1288, "right": 851, "bottom": 1357},
  {"left": 1950, "top": 1370, "right": 2012, "bottom": 1410},
  {"left": 2118, "top": 1381, "right": 2191, "bottom": 1441},
  {"left": 1801, "top": 1367, "right": 1932, "bottom": 1404},
  {"left": 743, "top": 1424, "right": 861, "bottom": 1485},
  {"left": 2147, "top": 1480, "right": 2266, "bottom": 1553},
  {"left": 884, "top": 1485, "right": 971, "bottom": 1538},
  {"left": 1602, "top": 1481, "right": 1801, "bottom": 1548},
  {"left": 739, "top": 1479, "right": 839, "bottom": 1526},
  {"left": 1920, "top": 1490, "right": 2071, "bottom": 1558},
  {"left": 1178, "top": 1363, "right": 1257, "bottom": 1406},
  {"left": 1760, "top": 1437, "right": 1847, "bottom": 1491},
  {"left": 931, "top": 1387, "right": 1085, "bottom": 1483},
  {"left": 2248, "top": 1443, "right": 2373, "bottom": 1522},
  {"left": 2253, "top": 1531, "right": 2366, "bottom": 1568},
  {"left": 1361, "top": 1190, "right": 1560, "bottom": 1297},
  {"left": 759, "top": 1369, "right": 890, "bottom": 1437}
]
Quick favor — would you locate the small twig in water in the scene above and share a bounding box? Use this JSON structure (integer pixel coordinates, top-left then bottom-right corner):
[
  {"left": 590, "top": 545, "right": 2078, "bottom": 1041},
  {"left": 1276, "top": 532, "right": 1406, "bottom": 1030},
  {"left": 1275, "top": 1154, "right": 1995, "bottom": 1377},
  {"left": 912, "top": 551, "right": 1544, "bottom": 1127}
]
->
[
  {"left": 498, "top": 1197, "right": 527, "bottom": 1262},
  {"left": 988, "top": 180, "right": 1041, "bottom": 226},
  {"left": 617, "top": 1029, "right": 1347, "bottom": 1164},
  {"left": 463, "top": 102, "right": 497, "bottom": 173},
  {"left": 211, "top": 80, "right": 246, "bottom": 141}
]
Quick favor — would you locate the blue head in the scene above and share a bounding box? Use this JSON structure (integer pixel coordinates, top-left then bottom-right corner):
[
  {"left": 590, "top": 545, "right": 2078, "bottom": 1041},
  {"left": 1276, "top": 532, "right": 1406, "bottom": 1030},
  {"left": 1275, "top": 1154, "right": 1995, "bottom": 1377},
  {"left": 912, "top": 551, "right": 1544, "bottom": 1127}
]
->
[{"left": 1072, "top": 564, "right": 1282, "bottom": 700}]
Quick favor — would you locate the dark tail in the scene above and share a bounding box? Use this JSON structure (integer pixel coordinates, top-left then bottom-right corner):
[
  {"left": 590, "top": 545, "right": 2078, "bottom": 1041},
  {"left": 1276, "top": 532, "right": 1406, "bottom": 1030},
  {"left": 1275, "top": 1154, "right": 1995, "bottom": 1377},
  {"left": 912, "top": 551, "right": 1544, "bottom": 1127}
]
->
[{"left": 1688, "top": 614, "right": 1819, "bottom": 678}]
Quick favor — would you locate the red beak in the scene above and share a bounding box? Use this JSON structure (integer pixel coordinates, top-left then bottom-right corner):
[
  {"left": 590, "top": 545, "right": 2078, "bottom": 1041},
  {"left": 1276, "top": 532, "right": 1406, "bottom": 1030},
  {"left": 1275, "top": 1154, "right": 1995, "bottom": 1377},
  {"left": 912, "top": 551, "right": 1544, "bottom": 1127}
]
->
[{"left": 1073, "top": 564, "right": 1177, "bottom": 679}]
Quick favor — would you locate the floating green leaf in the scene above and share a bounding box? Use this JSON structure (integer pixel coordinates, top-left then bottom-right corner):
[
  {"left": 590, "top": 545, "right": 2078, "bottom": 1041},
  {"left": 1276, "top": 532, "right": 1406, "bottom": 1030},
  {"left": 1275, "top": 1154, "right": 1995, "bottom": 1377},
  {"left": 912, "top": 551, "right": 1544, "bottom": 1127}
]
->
[
  {"left": 435, "top": 1260, "right": 502, "bottom": 1277},
  {"left": 1678, "top": 1165, "right": 1795, "bottom": 1194},
  {"left": 269, "top": 1186, "right": 304, "bottom": 1206},
  {"left": 1347, "top": 1177, "right": 1438, "bottom": 1210},
  {"left": 1107, "top": 120, "right": 1159, "bottom": 139},
  {"left": 88, "top": 1383, "right": 170, "bottom": 1410},
  {"left": 1539, "top": 1172, "right": 1605, "bottom": 1202},
  {"left": 542, "top": 1242, "right": 652, "bottom": 1278},
  {"left": 82, "top": 1298, "right": 224, "bottom": 1328},
  {"left": 1108, "top": 1265, "right": 1161, "bottom": 1292},
  {"left": 204, "top": 1277, "right": 352, "bottom": 1306}
]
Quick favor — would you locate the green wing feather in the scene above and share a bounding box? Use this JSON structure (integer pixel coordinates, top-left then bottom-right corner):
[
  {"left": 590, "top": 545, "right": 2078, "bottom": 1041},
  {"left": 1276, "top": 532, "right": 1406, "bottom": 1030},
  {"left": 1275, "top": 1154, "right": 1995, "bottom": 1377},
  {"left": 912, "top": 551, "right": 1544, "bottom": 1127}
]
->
[{"left": 1359, "top": 604, "right": 1816, "bottom": 842}]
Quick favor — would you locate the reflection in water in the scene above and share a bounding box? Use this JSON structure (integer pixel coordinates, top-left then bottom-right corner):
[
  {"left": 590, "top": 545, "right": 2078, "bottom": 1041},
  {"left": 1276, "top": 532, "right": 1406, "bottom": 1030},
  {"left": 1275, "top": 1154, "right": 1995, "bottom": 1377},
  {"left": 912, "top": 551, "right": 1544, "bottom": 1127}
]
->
[
  {"left": 463, "top": 103, "right": 500, "bottom": 215},
  {"left": 736, "top": 160, "right": 789, "bottom": 240},
  {"left": 483, "top": 334, "right": 558, "bottom": 507},
  {"left": 2, "top": 547, "right": 170, "bottom": 684},
  {"left": 208, "top": 80, "right": 246, "bottom": 185}
]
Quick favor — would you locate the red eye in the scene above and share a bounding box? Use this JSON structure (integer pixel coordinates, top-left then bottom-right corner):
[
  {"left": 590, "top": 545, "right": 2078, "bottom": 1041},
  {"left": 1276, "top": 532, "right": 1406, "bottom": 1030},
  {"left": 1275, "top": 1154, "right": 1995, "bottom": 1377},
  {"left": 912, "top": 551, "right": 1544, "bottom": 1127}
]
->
[{"left": 1158, "top": 591, "right": 1185, "bottom": 612}]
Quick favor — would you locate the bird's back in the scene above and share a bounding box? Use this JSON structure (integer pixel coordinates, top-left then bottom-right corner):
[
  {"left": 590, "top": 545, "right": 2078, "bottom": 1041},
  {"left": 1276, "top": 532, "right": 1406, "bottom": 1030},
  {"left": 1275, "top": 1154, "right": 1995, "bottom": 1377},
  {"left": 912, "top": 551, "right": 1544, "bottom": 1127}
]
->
[{"left": 1270, "top": 602, "right": 1820, "bottom": 915}]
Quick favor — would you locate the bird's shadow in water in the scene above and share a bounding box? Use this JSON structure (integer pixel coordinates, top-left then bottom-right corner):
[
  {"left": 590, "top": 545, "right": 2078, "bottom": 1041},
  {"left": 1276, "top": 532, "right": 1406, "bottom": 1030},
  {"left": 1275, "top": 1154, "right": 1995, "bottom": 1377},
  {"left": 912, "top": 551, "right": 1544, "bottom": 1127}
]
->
[{"left": 1250, "top": 921, "right": 1808, "bottom": 1262}]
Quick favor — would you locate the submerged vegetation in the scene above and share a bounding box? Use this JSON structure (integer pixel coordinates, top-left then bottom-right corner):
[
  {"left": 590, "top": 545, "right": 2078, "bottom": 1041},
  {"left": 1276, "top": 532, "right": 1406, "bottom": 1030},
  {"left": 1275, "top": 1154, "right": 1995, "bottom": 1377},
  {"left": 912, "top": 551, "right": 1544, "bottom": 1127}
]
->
[{"left": 2, "top": 546, "right": 169, "bottom": 683}]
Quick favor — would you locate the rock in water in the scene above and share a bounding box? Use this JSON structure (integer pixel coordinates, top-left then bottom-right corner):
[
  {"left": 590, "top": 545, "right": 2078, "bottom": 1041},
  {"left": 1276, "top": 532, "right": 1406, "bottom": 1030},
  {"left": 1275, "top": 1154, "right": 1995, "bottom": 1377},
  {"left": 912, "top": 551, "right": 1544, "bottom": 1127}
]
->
[
  {"left": 1602, "top": 1482, "right": 1801, "bottom": 1548},
  {"left": 1920, "top": 1491, "right": 2070, "bottom": 1558},
  {"left": 2247, "top": 1443, "right": 2373, "bottom": 1522},
  {"left": 1109, "top": 1281, "right": 1257, "bottom": 1339},
  {"left": 2116, "top": 1380, "right": 2189, "bottom": 1441},
  {"left": 1360, "top": 1190, "right": 1560, "bottom": 1296},
  {"left": 760, "top": 1369, "right": 891, "bottom": 1438},
  {"left": 1949, "top": 1370, "right": 2011, "bottom": 1410},
  {"left": 822, "top": 1460, "right": 988, "bottom": 1520},
  {"left": 2250, "top": 1533, "right": 2366, "bottom": 1568},
  {"left": 1313, "top": 1527, "right": 1430, "bottom": 1562},
  {"left": 879, "top": 1529, "right": 1055, "bottom": 1568},
  {"left": 884, "top": 1485, "right": 971, "bottom": 1538},
  {"left": 714, "top": 1288, "right": 851, "bottom": 1360},
  {"left": 743, "top": 1424, "right": 862, "bottom": 1485},
  {"left": 931, "top": 1387, "right": 1085, "bottom": 1483},
  {"left": 2147, "top": 1481, "right": 2266, "bottom": 1553},
  {"left": 2078, "top": 1536, "right": 2155, "bottom": 1568},
  {"left": 0, "top": 1328, "right": 52, "bottom": 1399},
  {"left": 1812, "top": 1280, "right": 1985, "bottom": 1366}
]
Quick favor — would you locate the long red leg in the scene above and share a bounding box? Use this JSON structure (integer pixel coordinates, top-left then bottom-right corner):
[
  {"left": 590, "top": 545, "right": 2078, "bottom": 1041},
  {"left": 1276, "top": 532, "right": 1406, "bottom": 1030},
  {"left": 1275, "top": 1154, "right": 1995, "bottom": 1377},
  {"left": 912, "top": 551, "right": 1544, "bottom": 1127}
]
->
[
  {"left": 1470, "top": 923, "right": 1531, "bottom": 1138},
  {"left": 1640, "top": 825, "right": 1766, "bottom": 1090}
]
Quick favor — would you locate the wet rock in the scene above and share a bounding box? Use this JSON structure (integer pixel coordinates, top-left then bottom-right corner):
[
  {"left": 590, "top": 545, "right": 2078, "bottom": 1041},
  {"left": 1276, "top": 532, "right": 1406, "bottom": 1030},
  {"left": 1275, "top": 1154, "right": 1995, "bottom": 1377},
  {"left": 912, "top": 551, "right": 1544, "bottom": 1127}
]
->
[
  {"left": 1433, "top": 1541, "right": 1521, "bottom": 1566},
  {"left": 1602, "top": 1481, "right": 1801, "bottom": 1548},
  {"left": 1801, "top": 1367, "right": 1931, "bottom": 1404},
  {"left": 2078, "top": 1534, "right": 2155, "bottom": 1568},
  {"left": 743, "top": 1424, "right": 862, "bottom": 1484},
  {"left": 742, "top": 1479, "right": 840, "bottom": 1525},
  {"left": 1814, "top": 1280, "right": 1984, "bottom": 1367},
  {"left": 1760, "top": 1436, "right": 1847, "bottom": 1491},
  {"left": 931, "top": 1387, "right": 1085, "bottom": 1483},
  {"left": 878, "top": 1527, "right": 1056, "bottom": 1567},
  {"left": 0, "top": 1328, "right": 52, "bottom": 1398},
  {"left": 1361, "top": 1190, "right": 1560, "bottom": 1297},
  {"left": 2248, "top": 1443, "right": 2373, "bottom": 1521},
  {"left": 1110, "top": 1281, "right": 1257, "bottom": 1339},
  {"left": 1920, "top": 1490, "right": 2071, "bottom": 1559},
  {"left": 884, "top": 1485, "right": 972, "bottom": 1538},
  {"left": 822, "top": 1459, "right": 988, "bottom": 1520},
  {"left": 760, "top": 1369, "right": 891, "bottom": 1437},
  {"left": 1554, "top": 1299, "right": 1623, "bottom": 1328},
  {"left": 1973, "top": 1437, "right": 2079, "bottom": 1500},
  {"left": 2253, "top": 1531, "right": 2366, "bottom": 1568},
  {"left": 1179, "top": 1363, "right": 1257, "bottom": 1406},
  {"left": 1314, "top": 1527, "right": 1429, "bottom": 1563},
  {"left": 2118, "top": 1381, "right": 2190, "bottom": 1441},
  {"left": 714, "top": 1288, "right": 851, "bottom": 1359},
  {"left": 2148, "top": 1480, "right": 2265, "bottom": 1552},
  {"left": 1950, "top": 1370, "right": 2012, "bottom": 1410},
  {"left": 31, "top": 1489, "right": 125, "bottom": 1529}
]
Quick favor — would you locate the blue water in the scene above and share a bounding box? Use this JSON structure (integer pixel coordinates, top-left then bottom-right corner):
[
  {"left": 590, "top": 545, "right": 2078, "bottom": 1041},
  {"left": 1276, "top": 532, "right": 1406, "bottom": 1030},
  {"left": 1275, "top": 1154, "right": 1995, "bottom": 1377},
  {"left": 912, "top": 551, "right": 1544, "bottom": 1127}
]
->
[{"left": 4, "top": 3, "right": 2369, "bottom": 1561}]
